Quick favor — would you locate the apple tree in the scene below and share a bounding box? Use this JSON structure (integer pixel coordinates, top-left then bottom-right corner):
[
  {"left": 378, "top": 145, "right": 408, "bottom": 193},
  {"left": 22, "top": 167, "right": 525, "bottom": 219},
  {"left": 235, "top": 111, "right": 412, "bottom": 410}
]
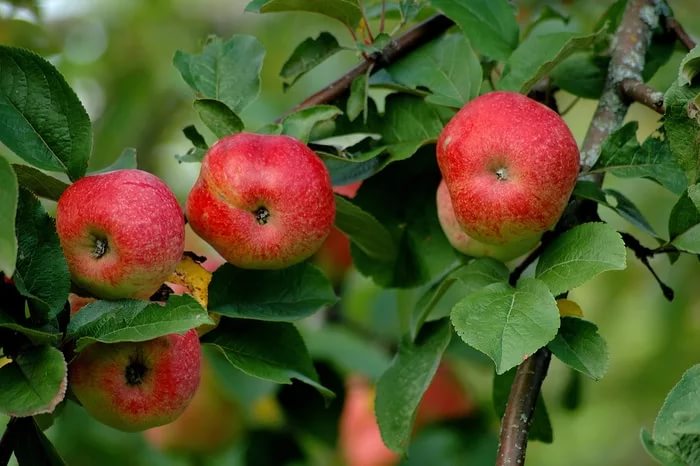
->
[{"left": 1, "top": 0, "right": 700, "bottom": 465}]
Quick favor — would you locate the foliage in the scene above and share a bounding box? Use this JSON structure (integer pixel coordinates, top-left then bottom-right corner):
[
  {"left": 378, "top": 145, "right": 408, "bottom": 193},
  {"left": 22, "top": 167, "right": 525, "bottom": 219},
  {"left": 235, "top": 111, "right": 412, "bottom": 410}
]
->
[{"left": 0, "top": 0, "right": 699, "bottom": 465}]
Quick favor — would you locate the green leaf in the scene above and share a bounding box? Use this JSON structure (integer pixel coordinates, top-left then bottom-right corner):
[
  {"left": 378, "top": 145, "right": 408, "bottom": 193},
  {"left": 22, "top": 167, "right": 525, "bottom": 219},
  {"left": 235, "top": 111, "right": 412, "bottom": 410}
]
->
[
  {"left": 0, "top": 46, "right": 91, "bottom": 180},
  {"left": 319, "top": 150, "right": 384, "bottom": 186},
  {"left": 312, "top": 133, "right": 380, "bottom": 151},
  {"left": 281, "top": 32, "right": 343, "bottom": 90},
  {"left": 386, "top": 32, "right": 482, "bottom": 108},
  {"left": 573, "top": 181, "right": 657, "bottom": 238},
  {"left": 208, "top": 262, "right": 337, "bottom": 321},
  {"left": 591, "top": 123, "right": 687, "bottom": 195},
  {"left": 193, "top": 98, "right": 244, "bottom": 138},
  {"left": 0, "top": 157, "right": 18, "bottom": 276},
  {"left": 173, "top": 35, "right": 265, "bottom": 113},
  {"left": 493, "top": 367, "right": 552, "bottom": 443},
  {"left": 245, "top": 0, "right": 363, "bottom": 29},
  {"left": 646, "top": 365, "right": 700, "bottom": 465},
  {"left": 641, "top": 429, "right": 687, "bottom": 466},
  {"left": 281, "top": 105, "right": 342, "bottom": 143},
  {"left": 346, "top": 73, "right": 368, "bottom": 122},
  {"left": 378, "top": 94, "right": 454, "bottom": 162},
  {"left": 302, "top": 325, "right": 391, "bottom": 381},
  {"left": 451, "top": 278, "right": 559, "bottom": 374},
  {"left": 201, "top": 318, "right": 333, "bottom": 399},
  {"left": 678, "top": 45, "right": 700, "bottom": 87},
  {"left": 351, "top": 150, "right": 458, "bottom": 288},
  {"left": 664, "top": 81, "right": 700, "bottom": 184},
  {"left": 498, "top": 30, "right": 602, "bottom": 93},
  {"left": 334, "top": 194, "right": 396, "bottom": 263},
  {"left": 375, "top": 318, "right": 452, "bottom": 454},
  {"left": 183, "top": 124, "right": 208, "bottom": 149},
  {"left": 14, "top": 189, "right": 70, "bottom": 320},
  {"left": 548, "top": 317, "right": 608, "bottom": 380},
  {"left": 551, "top": 52, "right": 607, "bottom": 99},
  {"left": 0, "top": 345, "right": 66, "bottom": 417},
  {"left": 4, "top": 417, "right": 67, "bottom": 465},
  {"left": 91, "top": 147, "right": 137, "bottom": 174},
  {"left": 535, "top": 222, "right": 627, "bottom": 296},
  {"left": 11, "top": 164, "right": 67, "bottom": 202},
  {"left": 66, "top": 294, "right": 212, "bottom": 352},
  {"left": 411, "top": 258, "right": 509, "bottom": 340},
  {"left": 429, "top": 0, "right": 518, "bottom": 61},
  {"left": 669, "top": 184, "right": 700, "bottom": 252},
  {"left": 0, "top": 312, "right": 60, "bottom": 345}
]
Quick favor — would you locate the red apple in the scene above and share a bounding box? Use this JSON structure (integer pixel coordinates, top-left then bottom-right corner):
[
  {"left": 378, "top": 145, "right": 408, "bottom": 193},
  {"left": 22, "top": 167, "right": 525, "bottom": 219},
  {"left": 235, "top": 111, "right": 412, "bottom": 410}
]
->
[
  {"left": 186, "top": 132, "right": 335, "bottom": 269},
  {"left": 436, "top": 180, "right": 536, "bottom": 261},
  {"left": 339, "top": 376, "right": 399, "bottom": 466},
  {"left": 437, "top": 91, "right": 579, "bottom": 246},
  {"left": 144, "top": 358, "right": 241, "bottom": 454},
  {"left": 414, "top": 361, "right": 474, "bottom": 430},
  {"left": 68, "top": 329, "right": 201, "bottom": 432},
  {"left": 56, "top": 169, "right": 185, "bottom": 299}
]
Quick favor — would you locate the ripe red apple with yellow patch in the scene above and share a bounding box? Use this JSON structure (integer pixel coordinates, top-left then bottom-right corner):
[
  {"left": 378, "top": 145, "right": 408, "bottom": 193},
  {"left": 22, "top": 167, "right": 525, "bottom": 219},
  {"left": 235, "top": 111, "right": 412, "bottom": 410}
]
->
[
  {"left": 186, "top": 132, "right": 335, "bottom": 269},
  {"left": 437, "top": 91, "right": 579, "bottom": 246},
  {"left": 56, "top": 169, "right": 185, "bottom": 299},
  {"left": 436, "top": 180, "right": 536, "bottom": 261},
  {"left": 68, "top": 330, "right": 201, "bottom": 432}
]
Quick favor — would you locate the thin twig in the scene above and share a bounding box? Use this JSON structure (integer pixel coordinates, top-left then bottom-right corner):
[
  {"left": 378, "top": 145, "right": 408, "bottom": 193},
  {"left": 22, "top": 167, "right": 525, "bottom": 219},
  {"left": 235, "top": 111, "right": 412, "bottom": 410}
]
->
[
  {"left": 620, "top": 78, "right": 665, "bottom": 114},
  {"left": 496, "top": 348, "right": 552, "bottom": 466},
  {"left": 664, "top": 15, "right": 696, "bottom": 51},
  {"left": 620, "top": 232, "right": 675, "bottom": 300},
  {"left": 286, "top": 14, "right": 454, "bottom": 114},
  {"left": 497, "top": 2, "right": 660, "bottom": 465}
]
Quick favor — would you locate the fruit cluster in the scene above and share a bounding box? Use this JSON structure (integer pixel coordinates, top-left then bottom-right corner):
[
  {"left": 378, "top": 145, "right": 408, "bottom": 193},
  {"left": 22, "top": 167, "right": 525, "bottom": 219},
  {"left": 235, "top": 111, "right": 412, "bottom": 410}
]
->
[
  {"left": 56, "top": 90, "right": 578, "bottom": 437},
  {"left": 57, "top": 133, "right": 336, "bottom": 432}
]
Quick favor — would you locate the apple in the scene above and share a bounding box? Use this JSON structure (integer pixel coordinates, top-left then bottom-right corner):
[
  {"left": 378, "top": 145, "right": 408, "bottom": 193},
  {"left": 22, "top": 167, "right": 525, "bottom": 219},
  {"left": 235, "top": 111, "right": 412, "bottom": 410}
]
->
[
  {"left": 68, "top": 329, "right": 201, "bottom": 432},
  {"left": 312, "top": 181, "right": 361, "bottom": 283},
  {"left": 414, "top": 361, "right": 474, "bottom": 430},
  {"left": 56, "top": 169, "right": 185, "bottom": 300},
  {"left": 436, "top": 180, "right": 536, "bottom": 261},
  {"left": 144, "top": 358, "right": 241, "bottom": 454},
  {"left": 437, "top": 91, "right": 579, "bottom": 246},
  {"left": 339, "top": 376, "right": 399, "bottom": 466},
  {"left": 186, "top": 132, "right": 335, "bottom": 269}
]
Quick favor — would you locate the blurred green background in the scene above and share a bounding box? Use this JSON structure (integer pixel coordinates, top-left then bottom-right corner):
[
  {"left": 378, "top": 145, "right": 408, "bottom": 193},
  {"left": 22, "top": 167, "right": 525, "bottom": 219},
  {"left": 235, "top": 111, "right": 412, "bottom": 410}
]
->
[{"left": 1, "top": 0, "right": 700, "bottom": 465}]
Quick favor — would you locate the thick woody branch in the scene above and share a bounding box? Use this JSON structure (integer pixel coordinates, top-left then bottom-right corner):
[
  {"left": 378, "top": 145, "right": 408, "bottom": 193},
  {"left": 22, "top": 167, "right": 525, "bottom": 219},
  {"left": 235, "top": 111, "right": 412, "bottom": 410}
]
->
[
  {"left": 496, "top": 349, "right": 551, "bottom": 466},
  {"left": 664, "top": 15, "right": 696, "bottom": 51},
  {"left": 497, "top": 2, "right": 659, "bottom": 465},
  {"left": 290, "top": 14, "right": 454, "bottom": 113},
  {"left": 620, "top": 78, "right": 665, "bottom": 114},
  {"left": 580, "top": 0, "right": 658, "bottom": 171}
]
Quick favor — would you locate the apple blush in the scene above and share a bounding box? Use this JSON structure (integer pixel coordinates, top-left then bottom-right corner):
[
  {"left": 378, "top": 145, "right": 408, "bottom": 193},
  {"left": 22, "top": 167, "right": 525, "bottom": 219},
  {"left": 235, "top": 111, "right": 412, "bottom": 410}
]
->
[
  {"left": 186, "top": 132, "right": 335, "bottom": 269},
  {"left": 437, "top": 91, "right": 580, "bottom": 247}
]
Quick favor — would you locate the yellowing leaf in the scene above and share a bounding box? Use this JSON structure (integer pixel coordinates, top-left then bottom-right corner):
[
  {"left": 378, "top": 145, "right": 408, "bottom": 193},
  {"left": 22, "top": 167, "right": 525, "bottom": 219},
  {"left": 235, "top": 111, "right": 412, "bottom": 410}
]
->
[
  {"left": 557, "top": 299, "right": 584, "bottom": 318},
  {"left": 167, "top": 254, "right": 213, "bottom": 308}
]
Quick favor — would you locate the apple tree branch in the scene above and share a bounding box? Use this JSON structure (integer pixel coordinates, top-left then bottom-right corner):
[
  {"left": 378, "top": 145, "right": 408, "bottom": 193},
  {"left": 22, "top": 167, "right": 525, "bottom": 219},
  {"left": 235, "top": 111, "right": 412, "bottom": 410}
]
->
[{"left": 496, "top": 1, "right": 659, "bottom": 465}]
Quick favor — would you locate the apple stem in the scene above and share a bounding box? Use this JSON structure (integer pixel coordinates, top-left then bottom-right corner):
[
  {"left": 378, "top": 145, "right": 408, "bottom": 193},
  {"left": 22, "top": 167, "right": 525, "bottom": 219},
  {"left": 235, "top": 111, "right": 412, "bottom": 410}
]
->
[
  {"left": 92, "top": 237, "right": 109, "bottom": 259},
  {"left": 0, "top": 418, "right": 16, "bottom": 466}
]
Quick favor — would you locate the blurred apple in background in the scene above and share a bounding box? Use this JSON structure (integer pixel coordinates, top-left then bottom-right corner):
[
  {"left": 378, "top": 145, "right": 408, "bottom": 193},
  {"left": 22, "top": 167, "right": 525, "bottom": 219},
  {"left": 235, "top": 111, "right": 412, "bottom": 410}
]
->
[
  {"left": 414, "top": 361, "right": 474, "bottom": 430},
  {"left": 144, "top": 357, "right": 242, "bottom": 454},
  {"left": 339, "top": 376, "right": 399, "bottom": 466},
  {"left": 339, "top": 361, "right": 473, "bottom": 466},
  {"left": 313, "top": 181, "right": 362, "bottom": 285}
]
